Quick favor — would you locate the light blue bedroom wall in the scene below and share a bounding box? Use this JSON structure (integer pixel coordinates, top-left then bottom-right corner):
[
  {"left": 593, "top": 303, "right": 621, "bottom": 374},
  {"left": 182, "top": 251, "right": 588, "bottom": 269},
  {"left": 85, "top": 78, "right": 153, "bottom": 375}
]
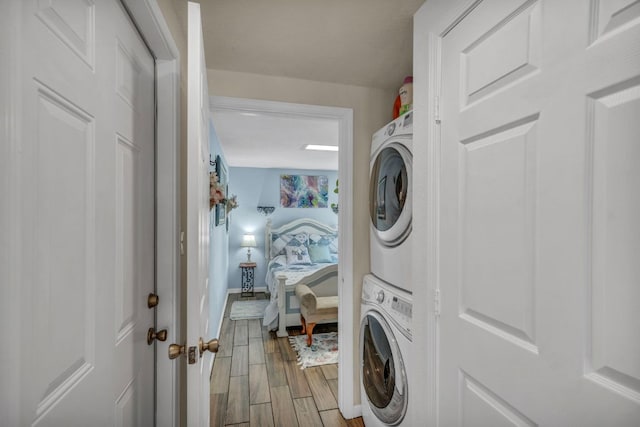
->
[
  {"left": 209, "top": 122, "right": 229, "bottom": 338},
  {"left": 226, "top": 167, "right": 338, "bottom": 289}
]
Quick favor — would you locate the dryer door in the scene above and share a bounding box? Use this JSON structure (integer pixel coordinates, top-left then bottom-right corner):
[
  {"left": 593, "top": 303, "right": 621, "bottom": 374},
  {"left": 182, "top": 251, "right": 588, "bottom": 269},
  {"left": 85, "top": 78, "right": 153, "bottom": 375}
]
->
[
  {"left": 370, "top": 141, "right": 412, "bottom": 247},
  {"left": 360, "top": 310, "right": 408, "bottom": 425}
]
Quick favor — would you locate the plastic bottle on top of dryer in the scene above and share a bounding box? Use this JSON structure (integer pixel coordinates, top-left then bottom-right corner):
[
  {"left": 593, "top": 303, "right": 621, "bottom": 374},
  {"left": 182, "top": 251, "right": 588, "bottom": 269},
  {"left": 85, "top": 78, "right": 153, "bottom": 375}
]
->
[{"left": 398, "top": 76, "right": 413, "bottom": 116}]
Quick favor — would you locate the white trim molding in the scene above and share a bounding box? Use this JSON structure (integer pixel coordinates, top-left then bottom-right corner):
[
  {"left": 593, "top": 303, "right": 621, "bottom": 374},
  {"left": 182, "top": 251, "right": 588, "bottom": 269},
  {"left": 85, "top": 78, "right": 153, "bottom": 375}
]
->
[
  {"left": 121, "top": 1, "right": 181, "bottom": 426},
  {"left": 210, "top": 95, "right": 358, "bottom": 418},
  {"left": 412, "top": 1, "right": 477, "bottom": 426},
  {"left": 0, "top": 1, "right": 23, "bottom": 424}
]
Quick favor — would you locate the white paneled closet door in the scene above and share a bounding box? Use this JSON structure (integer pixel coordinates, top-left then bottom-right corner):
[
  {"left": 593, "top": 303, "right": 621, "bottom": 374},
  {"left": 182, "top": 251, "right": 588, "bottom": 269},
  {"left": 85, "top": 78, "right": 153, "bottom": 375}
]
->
[
  {"left": 3, "top": 1, "right": 156, "bottom": 425},
  {"left": 413, "top": 0, "right": 640, "bottom": 425}
]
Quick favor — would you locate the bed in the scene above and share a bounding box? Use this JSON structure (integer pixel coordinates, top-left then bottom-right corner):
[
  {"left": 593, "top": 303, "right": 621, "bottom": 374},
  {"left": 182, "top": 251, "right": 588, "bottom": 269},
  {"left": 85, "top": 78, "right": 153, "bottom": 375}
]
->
[{"left": 262, "top": 218, "right": 339, "bottom": 337}]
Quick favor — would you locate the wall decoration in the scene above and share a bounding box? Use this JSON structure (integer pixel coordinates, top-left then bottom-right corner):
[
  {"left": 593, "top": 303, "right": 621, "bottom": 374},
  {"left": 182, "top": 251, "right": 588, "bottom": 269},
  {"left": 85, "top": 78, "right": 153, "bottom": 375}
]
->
[
  {"left": 280, "top": 174, "right": 328, "bottom": 208},
  {"left": 215, "top": 155, "right": 227, "bottom": 226},
  {"left": 210, "top": 172, "right": 225, "bottom": 209}
]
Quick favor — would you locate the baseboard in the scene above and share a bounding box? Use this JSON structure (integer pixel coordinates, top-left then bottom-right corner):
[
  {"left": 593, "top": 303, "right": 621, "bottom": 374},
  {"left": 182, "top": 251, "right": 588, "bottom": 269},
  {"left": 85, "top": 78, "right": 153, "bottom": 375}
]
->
[
  {"left": 340, "top": 404, "right": 362, "bottom": 420},
  {"left": 209, "top": 291, "right": 230, "bottom": 379},
  {"left": 218, "top": 291, "right": 229, "bottom": 337}
]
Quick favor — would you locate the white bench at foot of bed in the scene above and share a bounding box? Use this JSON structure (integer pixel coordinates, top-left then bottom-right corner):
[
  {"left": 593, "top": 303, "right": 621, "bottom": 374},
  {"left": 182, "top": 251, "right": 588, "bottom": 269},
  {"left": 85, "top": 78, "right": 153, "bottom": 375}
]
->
[{"left": 275, "top": 263, "right": 339, "bottom": 337}]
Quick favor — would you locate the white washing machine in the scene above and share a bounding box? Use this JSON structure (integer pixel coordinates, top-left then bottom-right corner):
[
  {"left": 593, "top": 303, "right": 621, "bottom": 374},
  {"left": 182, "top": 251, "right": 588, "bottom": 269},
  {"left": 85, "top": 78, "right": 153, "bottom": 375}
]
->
[
  {"left": 370, "top": 111, "right": 413, "bottom": 293},
  {"left": 360, "top": 274, "right": 412, "bottom": 427}
]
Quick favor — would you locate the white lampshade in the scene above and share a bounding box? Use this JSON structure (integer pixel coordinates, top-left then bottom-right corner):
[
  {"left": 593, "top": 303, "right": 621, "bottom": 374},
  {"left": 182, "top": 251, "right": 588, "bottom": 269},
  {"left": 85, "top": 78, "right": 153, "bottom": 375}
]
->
[
  {"left": 240, "top": 234, "right": 257, "bottom": 248},
  {"left": 240, "top": 234, "right": 257, "bottom": 262}
]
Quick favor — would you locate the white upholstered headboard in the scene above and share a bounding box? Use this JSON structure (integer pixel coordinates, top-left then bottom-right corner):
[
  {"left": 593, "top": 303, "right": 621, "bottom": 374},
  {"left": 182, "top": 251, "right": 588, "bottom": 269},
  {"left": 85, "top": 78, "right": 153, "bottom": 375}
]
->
[{"left": 264, "top": 218, "right": 338, "bottom": 260}]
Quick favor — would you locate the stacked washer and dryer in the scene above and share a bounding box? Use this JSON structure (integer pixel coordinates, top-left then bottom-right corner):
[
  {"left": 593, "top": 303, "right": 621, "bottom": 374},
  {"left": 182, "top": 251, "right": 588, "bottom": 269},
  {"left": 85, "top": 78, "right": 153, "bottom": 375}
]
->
[{"left": 360, "top": 111, "right": 413, "bottom": 426}]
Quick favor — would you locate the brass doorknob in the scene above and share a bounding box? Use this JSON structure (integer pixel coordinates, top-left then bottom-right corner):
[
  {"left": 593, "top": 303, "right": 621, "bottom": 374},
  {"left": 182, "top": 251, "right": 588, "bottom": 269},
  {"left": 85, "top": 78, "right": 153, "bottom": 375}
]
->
[
  {"left": 148, "top": 293, "right": 159, "bottom": 308},
  {"left": 147, "top": 328, "right": 168, "bottom": 345},
  {"left": 168, "top": 343, "right": 186, "bottom": 360},
  {"left": 199, "top": 337, "right": 219, "bottom": 356}
]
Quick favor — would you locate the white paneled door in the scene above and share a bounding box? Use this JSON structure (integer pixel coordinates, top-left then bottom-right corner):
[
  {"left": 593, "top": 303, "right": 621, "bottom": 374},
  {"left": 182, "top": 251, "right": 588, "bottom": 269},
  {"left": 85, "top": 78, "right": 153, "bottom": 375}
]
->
[
  {"left": 187, "top": 2, "right": 214, "bottom": 426},
  {"left": 415, "top": 0, "right": 640, "bottom": 425},
  {"left": 4, "top": 0, "right": 156, "bottom": 425}
]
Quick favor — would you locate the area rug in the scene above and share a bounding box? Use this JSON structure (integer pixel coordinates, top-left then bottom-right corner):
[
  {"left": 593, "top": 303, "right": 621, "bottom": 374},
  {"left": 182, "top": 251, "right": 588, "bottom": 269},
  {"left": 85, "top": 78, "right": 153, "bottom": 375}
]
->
[
  {"left": 288, "top": 332, "right": 338, "bottom": 369},
  {"left": 229, "top": 300, "right": 269, "bottom": 320}
]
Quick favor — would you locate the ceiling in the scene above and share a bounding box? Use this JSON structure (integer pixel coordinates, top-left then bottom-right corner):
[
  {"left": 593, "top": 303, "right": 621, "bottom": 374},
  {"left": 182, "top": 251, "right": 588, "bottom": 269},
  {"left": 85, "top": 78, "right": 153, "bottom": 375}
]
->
[
  {"left": 211, "top": 109, "right": 340, "bottom": 170},
  {"left": 199, "top": 0, "right": 425, "bottom": 169}
]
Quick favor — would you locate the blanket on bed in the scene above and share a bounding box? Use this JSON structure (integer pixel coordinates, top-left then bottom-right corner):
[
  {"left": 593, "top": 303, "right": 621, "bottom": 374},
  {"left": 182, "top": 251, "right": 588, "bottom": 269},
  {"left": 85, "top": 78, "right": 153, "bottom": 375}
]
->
[
  {"left": 262, "top": 254, "right": 338, "bottom": 329},
  {"left": 265, "top": 255, "right": 337, "bottom": 290}
]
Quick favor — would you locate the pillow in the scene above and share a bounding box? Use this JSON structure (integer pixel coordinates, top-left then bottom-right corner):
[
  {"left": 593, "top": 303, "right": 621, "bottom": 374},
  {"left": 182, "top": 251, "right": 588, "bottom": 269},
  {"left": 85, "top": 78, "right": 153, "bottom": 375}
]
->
[
  {"left": 308, "top": 233, "right": 338, "bottom": 254},
  {"left": 271, "top": 232, "right": 309, "bottom": 258},
  {"left": 308, "top": 244, "right": 332, "bottom": 263},
  {"left": 285, "top": 245, "right": 312, "bottom": 265}
]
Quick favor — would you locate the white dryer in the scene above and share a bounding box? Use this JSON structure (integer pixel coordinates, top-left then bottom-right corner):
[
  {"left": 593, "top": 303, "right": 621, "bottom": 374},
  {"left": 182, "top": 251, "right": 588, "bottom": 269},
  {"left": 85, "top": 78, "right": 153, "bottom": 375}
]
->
[
  {"left": 370, "top": 111, "right": 413, "bottom": 293},
  {"left": 360, "top": 274, "right": 412, "bottom": 426}
]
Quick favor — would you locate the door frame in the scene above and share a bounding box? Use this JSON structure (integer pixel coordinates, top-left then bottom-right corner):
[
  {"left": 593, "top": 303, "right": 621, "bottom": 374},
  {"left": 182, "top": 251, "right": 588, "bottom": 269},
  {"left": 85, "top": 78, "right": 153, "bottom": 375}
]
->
[
  {"left": 0, "top": 1, "right": 22, "bottom": 423},
  {"left": 0, "top": 1, "right": 181, "bottom": 425},
  {"left": 412, "top": 0, "right": 477, "bottom": 426},
  {"left": 121, "top": 1, "right": 181, "bottom": 426},
  {"left": 210, "top": 95, "right": 357, "bottom": 417}
]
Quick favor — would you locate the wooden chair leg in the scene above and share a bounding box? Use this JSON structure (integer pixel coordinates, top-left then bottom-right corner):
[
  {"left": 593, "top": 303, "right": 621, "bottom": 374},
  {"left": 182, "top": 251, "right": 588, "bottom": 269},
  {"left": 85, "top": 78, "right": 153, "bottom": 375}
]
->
[
  {"left": 306, "top": 322, "right": 316, "bottom": 346},
  {"left": 300, "top": 314, "right": 307, "bottom": 334}
]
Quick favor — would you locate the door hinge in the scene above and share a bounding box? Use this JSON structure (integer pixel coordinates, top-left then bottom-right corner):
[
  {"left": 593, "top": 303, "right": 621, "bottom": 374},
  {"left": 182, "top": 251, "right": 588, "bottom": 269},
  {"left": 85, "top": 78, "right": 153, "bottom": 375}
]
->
[
  {"left": 434, "top": 289, "right": 441, "bottom": 317},
  {"left": 434, "top": 96, "right": 441, "bottom": 124},
  {"left": 180, "top": 231, "right": 185, "bottom": 256}
]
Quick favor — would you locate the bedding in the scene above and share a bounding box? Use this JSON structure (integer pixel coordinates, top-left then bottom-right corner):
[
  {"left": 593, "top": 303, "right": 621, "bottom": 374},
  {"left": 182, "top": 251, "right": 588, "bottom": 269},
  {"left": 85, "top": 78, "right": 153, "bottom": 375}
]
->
[
  {"left": 262, "top": 218, "right": 339, "bottom": 335},
  {"left": 308, "top": 244, "right": 332, "bottom": 263},
  {"left": 285, "top": 245, "right": 312, "bottom": 265},
  {"left": 265, "top": 255, "right": 337, "bottom": 290},
  {"left": 270, "top": 232, "right": 309, "bottom": 258},
  {"left": 308, "top": 233, "right": 338, "bottom": 253}
]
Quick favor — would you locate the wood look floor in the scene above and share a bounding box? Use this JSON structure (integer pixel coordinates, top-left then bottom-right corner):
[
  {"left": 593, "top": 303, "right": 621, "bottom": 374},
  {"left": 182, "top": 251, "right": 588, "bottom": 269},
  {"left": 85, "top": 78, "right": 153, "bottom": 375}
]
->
[{"left": 210, "top": 292, "right": 365, "bottom": 427}]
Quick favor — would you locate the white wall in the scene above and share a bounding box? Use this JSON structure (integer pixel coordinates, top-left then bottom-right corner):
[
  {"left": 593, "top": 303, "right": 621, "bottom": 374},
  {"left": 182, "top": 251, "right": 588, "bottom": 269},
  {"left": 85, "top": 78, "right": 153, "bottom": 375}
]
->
[{"left": 209, "top": 122, "right": 230, "bottom": 338}]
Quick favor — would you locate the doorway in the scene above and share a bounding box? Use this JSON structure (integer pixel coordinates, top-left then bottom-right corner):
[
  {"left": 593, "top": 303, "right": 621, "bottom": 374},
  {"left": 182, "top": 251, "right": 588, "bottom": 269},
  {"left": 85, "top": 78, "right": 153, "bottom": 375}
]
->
[{"left": 209, "top": 95, "right": 355, "bottom": 415}]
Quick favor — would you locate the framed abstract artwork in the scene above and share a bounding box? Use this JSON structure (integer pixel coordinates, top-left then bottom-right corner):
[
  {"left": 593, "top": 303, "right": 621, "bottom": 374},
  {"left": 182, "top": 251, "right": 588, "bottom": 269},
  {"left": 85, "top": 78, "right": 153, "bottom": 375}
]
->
[{"left": 280, "top": 175, "right": 328, "bottom": 208}]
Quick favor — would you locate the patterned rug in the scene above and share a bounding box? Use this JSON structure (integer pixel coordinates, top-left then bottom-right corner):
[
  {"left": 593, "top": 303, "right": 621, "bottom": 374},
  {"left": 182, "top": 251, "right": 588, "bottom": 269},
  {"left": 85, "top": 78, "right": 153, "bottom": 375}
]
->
[
  {"left": 229, "top": 300, "right": 269, "bottom": 320},
  {"left": 288, "top": 332, "right": 339, "bottom": 369}
]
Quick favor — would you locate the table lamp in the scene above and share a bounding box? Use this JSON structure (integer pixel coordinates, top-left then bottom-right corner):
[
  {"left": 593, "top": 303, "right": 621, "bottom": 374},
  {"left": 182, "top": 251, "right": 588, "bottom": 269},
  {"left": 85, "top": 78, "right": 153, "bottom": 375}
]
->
[{"left": 240, "top": 233, "right": 257, "bottom": 262}]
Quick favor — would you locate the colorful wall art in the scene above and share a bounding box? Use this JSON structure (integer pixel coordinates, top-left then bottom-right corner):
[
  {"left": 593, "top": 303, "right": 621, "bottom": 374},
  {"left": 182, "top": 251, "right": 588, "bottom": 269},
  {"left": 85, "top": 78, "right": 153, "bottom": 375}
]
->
[{"left": 280, "top": 175, "right": 328, "bottom": 208}]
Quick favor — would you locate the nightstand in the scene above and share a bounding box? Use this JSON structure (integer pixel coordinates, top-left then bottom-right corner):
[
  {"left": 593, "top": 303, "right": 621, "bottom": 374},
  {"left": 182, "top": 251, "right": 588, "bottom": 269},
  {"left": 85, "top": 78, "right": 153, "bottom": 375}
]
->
[{"left": 239, "top": 262, "right": 257, "bottom": 297}]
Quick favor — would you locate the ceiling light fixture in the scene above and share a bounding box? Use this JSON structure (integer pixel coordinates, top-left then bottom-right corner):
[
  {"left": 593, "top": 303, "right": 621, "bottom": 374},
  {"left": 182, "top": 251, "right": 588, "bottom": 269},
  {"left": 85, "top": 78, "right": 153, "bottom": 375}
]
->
[{"left": 304, "top": 144, "right": 339, "bottom": 152}]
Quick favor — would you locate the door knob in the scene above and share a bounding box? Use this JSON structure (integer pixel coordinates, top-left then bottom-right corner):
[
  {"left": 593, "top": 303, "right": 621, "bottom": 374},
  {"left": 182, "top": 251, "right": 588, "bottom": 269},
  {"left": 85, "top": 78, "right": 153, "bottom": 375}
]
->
[
  {"left": 168, "top": 343, "right": 185, "bottom": 360},
  {"left": 148, "top": 293, "right": 159, "bottom": 308},
  {"left": 199, "top": 337, "right": 219, "bottom": 356},
  {"left": 147, "top": 327, "right": 168, "bottom": 345}
]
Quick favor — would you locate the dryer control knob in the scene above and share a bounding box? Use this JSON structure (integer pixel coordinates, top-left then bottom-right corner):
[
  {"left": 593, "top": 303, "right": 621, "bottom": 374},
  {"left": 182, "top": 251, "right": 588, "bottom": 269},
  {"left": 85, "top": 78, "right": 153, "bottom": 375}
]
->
[{"left": 376, "top": 291, "right": 385, "bottom": 304}]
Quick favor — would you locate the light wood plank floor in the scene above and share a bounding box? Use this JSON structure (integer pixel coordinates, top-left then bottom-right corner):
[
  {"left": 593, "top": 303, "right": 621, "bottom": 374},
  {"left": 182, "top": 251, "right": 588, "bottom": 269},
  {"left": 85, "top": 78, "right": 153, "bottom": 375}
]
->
[{"left": 210, "top": 292, "right": 365, "bottom": 427}]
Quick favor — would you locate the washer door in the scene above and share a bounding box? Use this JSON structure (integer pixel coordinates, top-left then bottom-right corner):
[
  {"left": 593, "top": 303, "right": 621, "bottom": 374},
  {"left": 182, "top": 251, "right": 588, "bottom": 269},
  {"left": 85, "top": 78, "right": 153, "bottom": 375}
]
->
[
  {"left": 360, "top": 310, "right": 408, "bottom": 425},
  {"left": 370, "top": 141, "right": 412, "bottom": 247}
]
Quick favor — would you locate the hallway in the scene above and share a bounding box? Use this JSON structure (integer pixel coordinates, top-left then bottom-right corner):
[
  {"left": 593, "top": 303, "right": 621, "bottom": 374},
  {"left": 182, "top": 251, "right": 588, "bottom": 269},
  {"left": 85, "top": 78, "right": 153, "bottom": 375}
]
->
[{"left": 210, "top": 293, "right": 364, "bottom": 426}]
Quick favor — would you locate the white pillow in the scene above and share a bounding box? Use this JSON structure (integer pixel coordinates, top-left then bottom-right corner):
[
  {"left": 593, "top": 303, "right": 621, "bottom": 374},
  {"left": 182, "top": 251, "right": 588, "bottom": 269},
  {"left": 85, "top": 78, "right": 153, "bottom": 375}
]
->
[{"left": 285, "top": 245, "right": 311, "bottom": 265}]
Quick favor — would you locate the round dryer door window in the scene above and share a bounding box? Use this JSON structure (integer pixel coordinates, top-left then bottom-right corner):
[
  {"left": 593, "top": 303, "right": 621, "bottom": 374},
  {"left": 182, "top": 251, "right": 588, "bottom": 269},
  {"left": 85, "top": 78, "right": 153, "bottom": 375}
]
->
[
  {"left": 360, "top": 311, "right": 408, "bottom": 425},
  {"left": 370, "top": 143, "right": 412, "bottom": 247}
]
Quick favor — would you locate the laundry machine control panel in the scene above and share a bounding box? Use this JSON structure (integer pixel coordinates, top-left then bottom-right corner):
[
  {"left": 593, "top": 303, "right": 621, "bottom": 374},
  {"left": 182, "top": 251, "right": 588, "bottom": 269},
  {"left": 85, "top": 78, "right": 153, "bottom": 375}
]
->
[
  {"left": 373, "top": 111, "right": 414, "bottom": 142},
  {"left": 362, "top": 278, "right": 412, "bottom": 338},
  {"left": 391, "top": 296, "right": 412, "bottom": 319}
]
